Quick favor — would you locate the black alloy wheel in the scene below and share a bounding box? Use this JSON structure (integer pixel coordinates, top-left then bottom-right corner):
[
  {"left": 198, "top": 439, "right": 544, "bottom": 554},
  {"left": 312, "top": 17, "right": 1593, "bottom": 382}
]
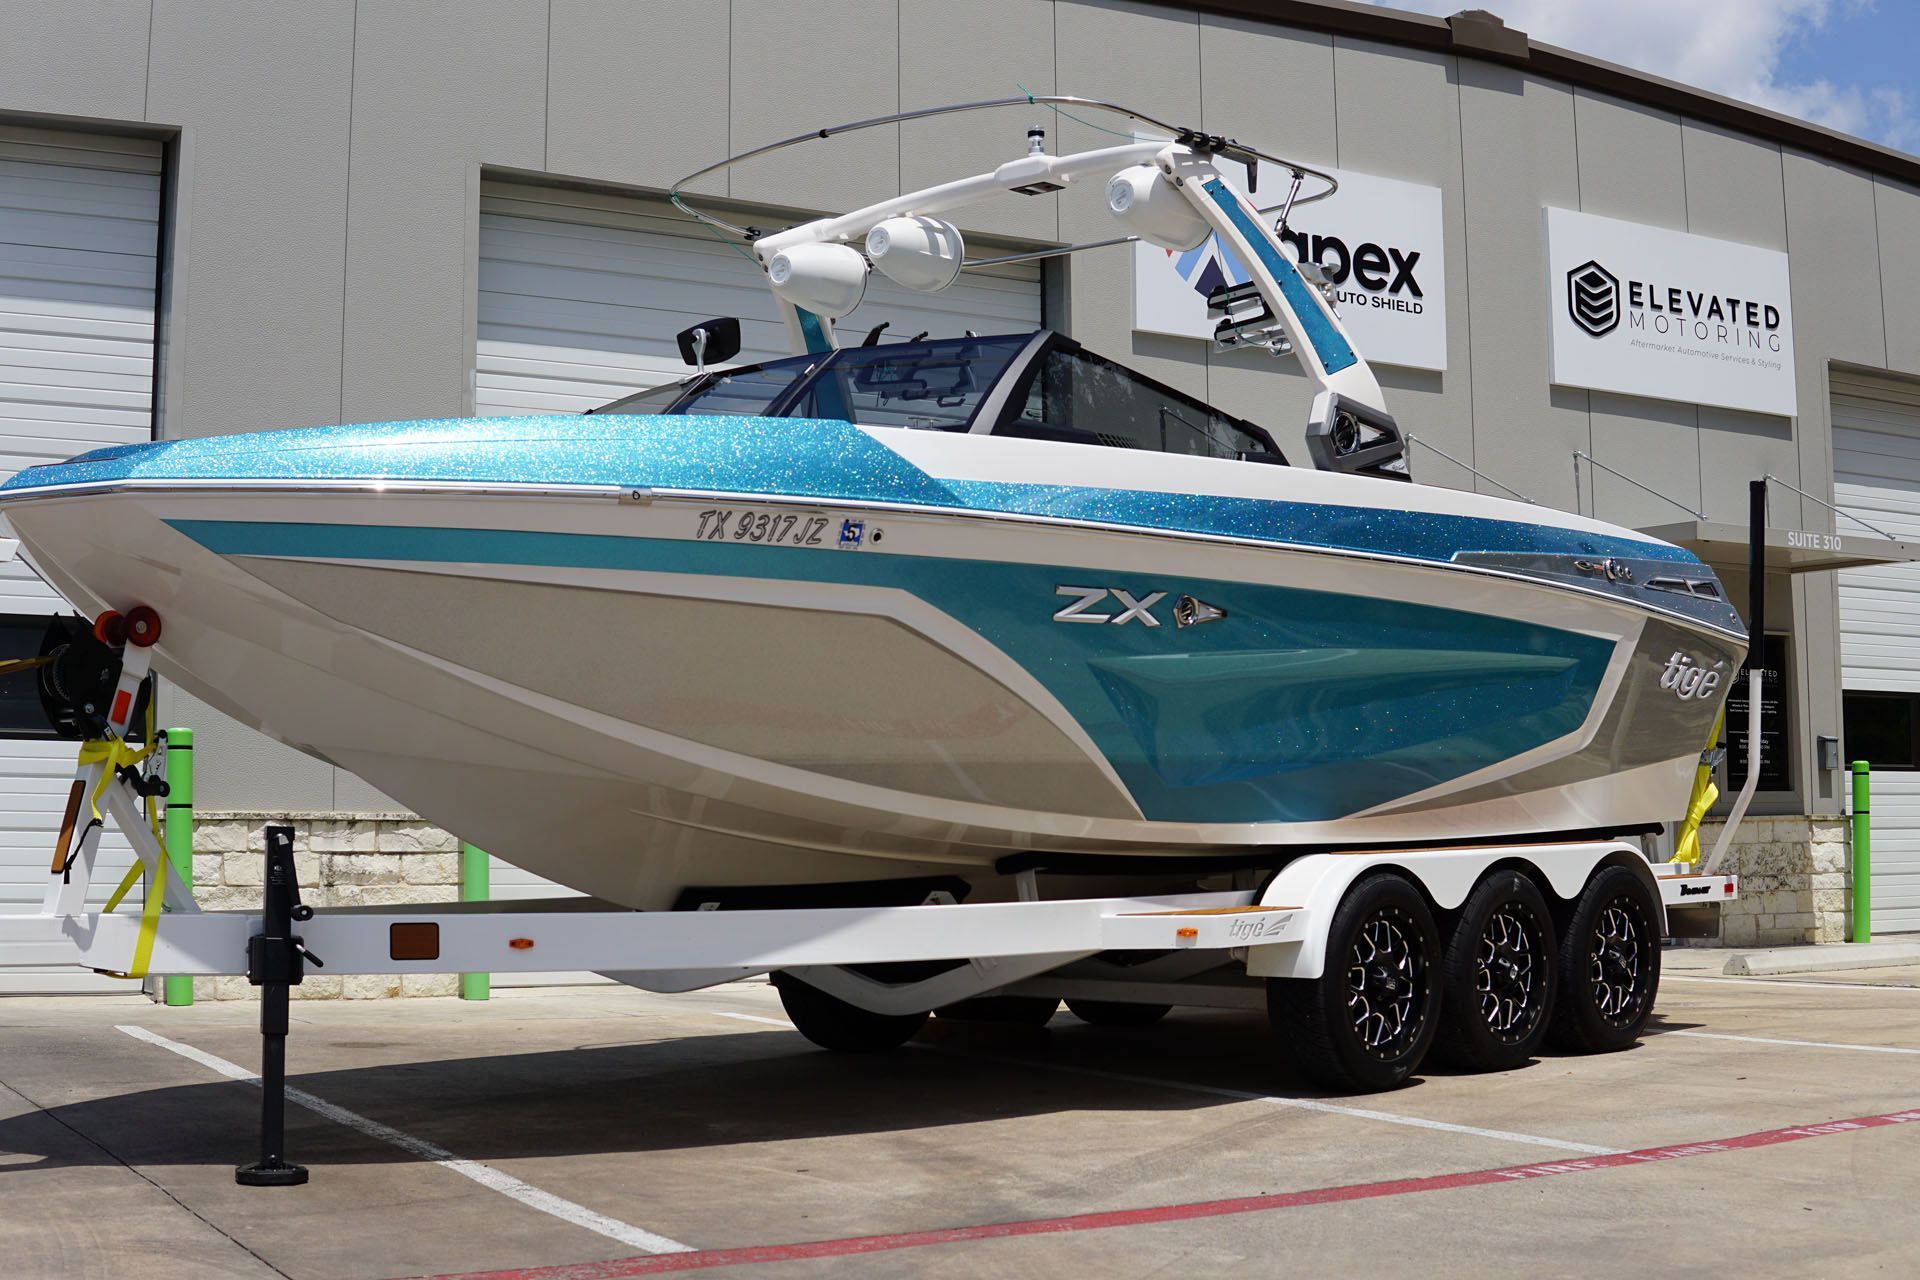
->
[
  {"left": 1547, "top": 864, "right": 1662, "bottom": 1053},
  {"left": 1435, "top": 870, "right": 1556, "bottom": 1071},
  {"left": 1268, "top": 872, "right": 1443, "bottom": 1092}
]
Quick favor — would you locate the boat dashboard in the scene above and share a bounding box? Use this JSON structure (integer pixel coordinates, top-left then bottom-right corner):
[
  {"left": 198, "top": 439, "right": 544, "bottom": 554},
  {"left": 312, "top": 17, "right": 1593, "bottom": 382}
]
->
[{"left": 589, "top": 331, "right": 1289, "bottom": 466}]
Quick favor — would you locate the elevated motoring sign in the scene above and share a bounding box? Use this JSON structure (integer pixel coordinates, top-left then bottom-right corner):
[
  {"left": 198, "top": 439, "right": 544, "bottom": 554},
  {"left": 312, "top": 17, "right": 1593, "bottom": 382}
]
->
[
  {"left": 1545, "top": 207, "right": 1797, "bottom": 417},
  {"left": 1133, "top": 164, "right": 1447, "bottom": 372}
]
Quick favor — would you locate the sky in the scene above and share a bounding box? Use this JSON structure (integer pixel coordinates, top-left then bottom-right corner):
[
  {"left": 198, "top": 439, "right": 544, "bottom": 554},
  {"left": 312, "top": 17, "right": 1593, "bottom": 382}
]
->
[{"left": 1364, "top": 1, "right": 1920, "bottom": 154}]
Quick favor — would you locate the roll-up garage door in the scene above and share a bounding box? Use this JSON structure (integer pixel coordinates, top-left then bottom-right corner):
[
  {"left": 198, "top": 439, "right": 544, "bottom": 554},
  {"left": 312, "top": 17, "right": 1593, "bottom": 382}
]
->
[
  {"left": 472, "top": 180, "right": 1042, "bottom": 911},
  {"left": 0, "top": 128, "right": 163, "bottom": 989},
  {"left": 475, "top": 180, "right": 1044, "bottom": 417},
  {"left": 1834, "top": 367, "right": 1920, "bottom": 933}
]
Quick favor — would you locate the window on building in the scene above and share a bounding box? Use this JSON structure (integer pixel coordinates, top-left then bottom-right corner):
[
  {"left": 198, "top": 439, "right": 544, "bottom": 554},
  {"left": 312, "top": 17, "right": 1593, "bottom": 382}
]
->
[{"left": 1842, "top": 691, "right": 1920, "bottom": 771}]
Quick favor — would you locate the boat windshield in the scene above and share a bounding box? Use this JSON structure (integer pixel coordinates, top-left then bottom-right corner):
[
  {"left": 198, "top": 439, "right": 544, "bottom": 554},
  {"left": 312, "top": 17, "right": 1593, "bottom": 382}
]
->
[{"left": 589, "top": 332, "right": 1285, "bottom": 462}]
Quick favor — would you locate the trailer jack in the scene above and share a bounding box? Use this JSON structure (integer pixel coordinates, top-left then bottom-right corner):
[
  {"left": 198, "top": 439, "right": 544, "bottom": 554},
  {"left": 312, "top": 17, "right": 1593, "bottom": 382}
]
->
[{"left": 235, "top": 824, "right": 322, "bottom": 1187}]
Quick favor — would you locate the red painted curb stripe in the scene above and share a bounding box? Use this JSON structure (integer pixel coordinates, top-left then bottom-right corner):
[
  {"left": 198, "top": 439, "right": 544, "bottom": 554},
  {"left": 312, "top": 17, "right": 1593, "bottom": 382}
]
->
[{"left": 413, "top": 1106, "right": 1920, "bottom": 1280}]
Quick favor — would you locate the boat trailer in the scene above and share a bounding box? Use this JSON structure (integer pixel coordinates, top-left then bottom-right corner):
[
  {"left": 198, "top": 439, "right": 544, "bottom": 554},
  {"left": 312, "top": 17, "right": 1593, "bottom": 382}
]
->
[{"left": 0, "top": 605, "right": 1737, "bottom": 1184}]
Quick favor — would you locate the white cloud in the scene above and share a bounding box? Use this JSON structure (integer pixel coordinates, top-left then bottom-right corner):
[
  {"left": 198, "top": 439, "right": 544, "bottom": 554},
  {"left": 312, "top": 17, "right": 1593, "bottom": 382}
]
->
[{"left": 1365, "top": 0, "right": 1915, "bottom": 151}]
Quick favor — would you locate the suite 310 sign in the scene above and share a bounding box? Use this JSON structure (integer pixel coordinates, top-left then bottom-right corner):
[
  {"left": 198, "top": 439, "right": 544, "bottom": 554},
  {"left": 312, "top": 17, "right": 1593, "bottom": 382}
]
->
[
  {"left": 1546, "top": 206, "right": 1797, "bottom": 417},
  {"left": 1132, "top": 165, "right": 1448, "bottom": 372}
]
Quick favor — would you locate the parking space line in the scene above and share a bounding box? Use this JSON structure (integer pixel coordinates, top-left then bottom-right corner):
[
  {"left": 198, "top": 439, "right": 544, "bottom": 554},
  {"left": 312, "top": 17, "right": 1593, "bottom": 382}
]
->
[
  {"left": 1665, "top": 975, "right": 1920, "bottom": 993},
  {"left": 113, "top": 1025, "right": 693, "bottom": 1256},
  {"left": 1670, "top": 1029, "right": 1920, "bottom": 1056},
  {"left": 698, "top": 1008, "right": 1622, "bottom": 1155},
  {"left": 413, "top": 1105, "right": 1920, "bottom": 1280}
]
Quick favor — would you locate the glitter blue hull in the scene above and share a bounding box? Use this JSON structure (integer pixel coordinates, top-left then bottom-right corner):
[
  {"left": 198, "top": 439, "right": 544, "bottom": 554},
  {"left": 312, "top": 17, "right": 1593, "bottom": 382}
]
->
[{"left": 0, "top": 410, "right": 1743, "bottom": 909}]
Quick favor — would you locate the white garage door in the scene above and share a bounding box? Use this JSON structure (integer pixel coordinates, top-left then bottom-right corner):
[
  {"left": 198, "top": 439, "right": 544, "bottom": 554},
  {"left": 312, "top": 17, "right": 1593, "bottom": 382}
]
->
[
  {"left": 473, "top": 180, "right": 1042, "bottom": 905},
  {"left": 475, "top": 180, "right": 1044, "bottom": 416},
  {"left": 1834, "top": 368, "right": 1920, "bottom": 934},
  {"left": 0, "top": 126, "right": 162, "bottom": 990}
]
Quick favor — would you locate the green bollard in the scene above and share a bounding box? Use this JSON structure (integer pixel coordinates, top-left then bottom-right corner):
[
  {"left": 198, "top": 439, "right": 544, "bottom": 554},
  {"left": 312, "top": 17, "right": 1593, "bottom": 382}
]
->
[
  {"left": 163, "top": 728, "right": 195, "bottom": 1006},
  {"left": 1852, "top": 761, "right": 1871, "bottom": 944},
  {"left": 460, "top": 842, "right": 490, "bottom": 1000}
]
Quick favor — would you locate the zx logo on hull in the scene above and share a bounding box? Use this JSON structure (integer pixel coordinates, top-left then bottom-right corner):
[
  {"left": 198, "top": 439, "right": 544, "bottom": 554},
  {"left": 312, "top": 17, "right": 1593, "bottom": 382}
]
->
[
  {"left": 1054, "top": 585, "right": 1166, "bottom": 626},
  {"left": 1053, "top": 587, "right": 1229, "bottom": 628}
]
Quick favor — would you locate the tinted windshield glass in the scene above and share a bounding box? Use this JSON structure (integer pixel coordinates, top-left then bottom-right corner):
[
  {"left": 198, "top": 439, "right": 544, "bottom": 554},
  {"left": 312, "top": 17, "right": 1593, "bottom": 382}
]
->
[
  {"left": 1006, "top": 346, "right": 1280, "bottom": 460},
  {"left": 671, "top": 354, "right": 819, "bottom": 417},
  {"left": 592, "top": 377, "right": 696, "bottom": 415},
  {"left": 786, "top": 335, "right": 1027, "bottom": 430}
]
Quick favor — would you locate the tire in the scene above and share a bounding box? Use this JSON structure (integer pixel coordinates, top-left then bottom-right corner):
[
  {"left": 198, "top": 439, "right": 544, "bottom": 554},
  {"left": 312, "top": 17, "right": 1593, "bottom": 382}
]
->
[
  {"left": 934, "top": 995, "right": 1059, "bottom": 1026},
  {"left": 1434, "top": 871, "right": 1557, "bottom": 1072},
  {"left": 1065, "top": 998, "right": 1172, "bottom": 1027},
  {"left": 1547, "top": 864, "right": 1662, "bottom": 1054},
  {"left": 772, "top": 972, "right": 929, "bottom": 1052},
  {"left": 1268, "top": 872, "right": 1443, "bottom": 1092}
]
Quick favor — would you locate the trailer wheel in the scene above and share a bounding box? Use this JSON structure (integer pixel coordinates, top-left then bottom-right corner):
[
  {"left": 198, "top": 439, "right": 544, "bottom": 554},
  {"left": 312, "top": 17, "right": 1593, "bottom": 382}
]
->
[
  {"left": 935, "top": 995, "right": 1059, "bottom": 1026},
  {"left": 1065, "top": 998, "right": 1172, "bottom": 1027},
  {"left": 1547, "top": 865, "right": 1661, "bottom": 1054},
  {"left": 1434, "top": 871, "right": 1556, "bottom": 1071},
  {"left": 772, "top": 973, "right": 929, "bottom": 1052},
  {"left": 1268, "top": 872, "right": 1442, "bottom": 1092}
]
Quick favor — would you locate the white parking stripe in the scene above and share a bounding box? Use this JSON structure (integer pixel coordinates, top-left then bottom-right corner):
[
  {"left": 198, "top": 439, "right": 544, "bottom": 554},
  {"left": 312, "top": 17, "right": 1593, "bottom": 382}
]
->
[
  {"left": 114, "top": 1025, "right": 693, "bottom": 1255},
  {"left": 1665, "top": 974, "right": 1920, "bottom": 994},
  {"left": 1670, "top": 1029, "right": 1920, "bottom": 1056},
  {"left": 698, "top": 1008, "right": 1623, "bottom": 1156}
]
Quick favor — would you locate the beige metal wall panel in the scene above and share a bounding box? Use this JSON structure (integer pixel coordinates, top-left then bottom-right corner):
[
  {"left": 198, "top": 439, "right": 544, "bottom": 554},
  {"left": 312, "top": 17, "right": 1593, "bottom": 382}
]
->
[
  {"left": 1877, "top": 179, "right": 1920, "bottom": 379},
  {"left": 0, "top": 0, "right": 151, "bottom": 124},
  {"left": 1679, "top": 121, "right": 1800, "bottom": 529},
  {"left": 1055, "top": 0, "right": 1205, "bottom": 400},
  {"left": 728, "top": 0, "right": 899, "bottom": 215},
  {"left": 547, "top": 0, "right": 732, "bottom": 199},
  {"left": 339, "top": 0, "right": 549, "bottom": 425},
  {"left": 1456, "top": 62, "right": 1588, "bottom": 514},
  {"left": 1194, "top": 17, "right": 1334, "bottom": 453},
  {"left": 146, "top": 0, "right": 355, "bottom": 437},
  {"left": 1573, "top": 93, "right": 1703, "bottom": 531},
  {"left": 1328, "top": 37, "right": 1475, "bottom": 495},
  {"left": 899, "top": 0, "right": 1059, "bottom": 245}
]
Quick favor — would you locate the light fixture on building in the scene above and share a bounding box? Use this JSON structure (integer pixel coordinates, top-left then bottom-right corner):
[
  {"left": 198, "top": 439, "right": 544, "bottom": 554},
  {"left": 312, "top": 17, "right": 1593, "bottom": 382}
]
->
[
  {"left": 766, "top": 242, "right": 868, "bottom": 317},
  {"left": 1106, "top": 163, "right": 1209, "bottom": 251},
  {"left": 866, "top": 216, "right": 965, "bottom": 292}
]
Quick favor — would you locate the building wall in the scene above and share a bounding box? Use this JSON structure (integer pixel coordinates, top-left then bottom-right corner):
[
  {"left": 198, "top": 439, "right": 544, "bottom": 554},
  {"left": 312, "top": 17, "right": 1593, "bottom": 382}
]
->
[{"left": 4, "top": 0, "right": 1920, "bottom": 828}]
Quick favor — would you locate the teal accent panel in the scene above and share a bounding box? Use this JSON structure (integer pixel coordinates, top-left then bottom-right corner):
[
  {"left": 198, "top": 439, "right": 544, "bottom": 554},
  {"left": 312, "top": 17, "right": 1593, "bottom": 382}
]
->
[
  {"left": 1202, "top": 177, "right": 1358, "bottom": 375},
  {"left": 794, "top": 307, "right": 833, "bottom": 355},
  {"left": 168, "top": 519, "right": 1615, "bottom": 823}
]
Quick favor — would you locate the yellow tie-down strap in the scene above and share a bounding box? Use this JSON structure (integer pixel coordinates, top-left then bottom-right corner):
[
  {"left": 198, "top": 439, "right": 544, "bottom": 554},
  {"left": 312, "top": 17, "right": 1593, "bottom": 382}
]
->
[
  {"left": 82, "top": 733, "right": 164, "bottom": 980},
  {"left": 1673, "top": 707, "right": 1726, "bottom": 867}
]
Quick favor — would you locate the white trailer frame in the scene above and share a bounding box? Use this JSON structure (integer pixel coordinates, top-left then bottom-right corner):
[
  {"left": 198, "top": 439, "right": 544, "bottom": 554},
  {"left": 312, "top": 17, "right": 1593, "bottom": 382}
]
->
[{"left": 0, "top": 747, "right": 1735, "bottom": 1013}]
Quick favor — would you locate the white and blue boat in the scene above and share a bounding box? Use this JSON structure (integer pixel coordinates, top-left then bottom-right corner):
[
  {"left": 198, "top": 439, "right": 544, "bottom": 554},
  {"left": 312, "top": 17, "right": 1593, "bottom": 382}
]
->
[{"left": 0, "top": 100, "right": 1744, "bottom": 910}]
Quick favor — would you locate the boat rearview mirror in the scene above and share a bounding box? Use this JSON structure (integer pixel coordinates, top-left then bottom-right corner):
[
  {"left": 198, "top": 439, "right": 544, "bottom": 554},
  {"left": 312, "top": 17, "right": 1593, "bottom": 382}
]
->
[{"left": 676, "top": 317, "right": 741, "bottom": 370}]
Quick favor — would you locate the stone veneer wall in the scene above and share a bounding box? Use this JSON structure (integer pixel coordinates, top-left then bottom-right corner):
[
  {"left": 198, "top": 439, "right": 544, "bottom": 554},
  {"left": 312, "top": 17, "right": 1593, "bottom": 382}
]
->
[
  {"left": 189, "top": 812, "right": 463, "bottom": 1000},
  {"left": 1694, "top": 814, "right": 1852, "bottom": 946}
]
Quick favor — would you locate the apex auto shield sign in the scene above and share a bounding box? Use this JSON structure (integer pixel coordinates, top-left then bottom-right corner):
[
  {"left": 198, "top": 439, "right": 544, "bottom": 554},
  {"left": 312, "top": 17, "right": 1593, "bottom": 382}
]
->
[
  {"left": 1546, "top": 207, "right": 1797, "bottom": 416},
  {"left": 1133, "top": 165, "right": 1447, "bottom": 372}
]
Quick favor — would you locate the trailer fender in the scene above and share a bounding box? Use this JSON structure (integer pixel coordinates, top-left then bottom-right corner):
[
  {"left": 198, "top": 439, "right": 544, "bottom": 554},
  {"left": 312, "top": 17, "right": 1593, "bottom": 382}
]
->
[{"left": 1246, "top": 841, "right": 1649, "bottom": 980}]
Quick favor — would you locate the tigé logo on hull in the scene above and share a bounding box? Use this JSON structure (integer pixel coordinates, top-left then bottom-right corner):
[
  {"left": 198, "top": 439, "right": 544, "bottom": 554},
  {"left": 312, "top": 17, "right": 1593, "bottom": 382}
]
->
[{"left": 1660, "top": 651, "right": 1724, "bottom": 701}]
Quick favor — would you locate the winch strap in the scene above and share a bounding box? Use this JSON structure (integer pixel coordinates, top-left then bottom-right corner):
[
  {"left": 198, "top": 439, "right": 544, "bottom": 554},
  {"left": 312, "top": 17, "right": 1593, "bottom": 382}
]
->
[{"left": 100, "top": 854, "right": 165, "bottom": 979}]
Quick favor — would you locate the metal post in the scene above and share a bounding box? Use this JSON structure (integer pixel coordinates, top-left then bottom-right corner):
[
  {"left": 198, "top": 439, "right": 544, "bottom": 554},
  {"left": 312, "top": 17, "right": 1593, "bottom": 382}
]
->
[
  {"left": 460, "top": 842, "right": 490, "bottom": 1001},
  {"left": 236, "top": 825, "right": 314, "bottom": 1187},
  {"left": 1705, "top": 480, "right": 1768, "bottom": 873},
  {"left": 1852, "top": 761, "right": 1872, "bottom": 944},
  {"left": 163, "top": 728, "right": 194, "bottom": 1007}
]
